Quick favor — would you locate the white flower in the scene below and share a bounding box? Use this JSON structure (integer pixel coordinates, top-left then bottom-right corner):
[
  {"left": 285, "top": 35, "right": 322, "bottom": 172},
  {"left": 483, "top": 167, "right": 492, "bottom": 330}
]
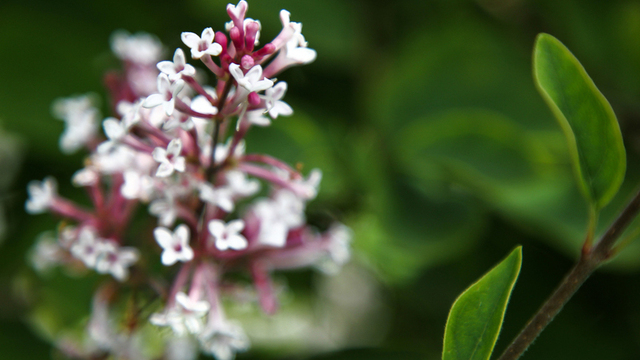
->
[
  {"left": 191, "top": 94, "right": 218, "bottom": 118},
  {"left": 154, "top": 225, "right": 194, "bottom": 266},
  {"left": 52, "top": 95, "right": 100, "bottom": 154},
  {"left": 262, "top": 81, "right": 293, "bottom": 119},
  {"left": 29, "top": 233, "right": 63, "bottom": 272},
  {"left": 208, "top": 219, "right": 248, "bottom": 251},
  {"left": 59, "top": 113, "right": 99, "bottom": 154},
  {"left": 152, "top": 139, "right": 186, "bottom": 177},
  {"left": 214, "top": 139, "right": 245, "bottom": 163},
  {"left": 94, "top": 241, "right": 140, "bottom": 282},
  {"left": 116, "top": 99, "right": 143, "bottom": 128},
  {"left": 149, "top": 196, "right": 179, "bottom": 226},
  {"left": 97, "top": 117, "right": 130, "bottom": 153},
  {"left": 150, "top": 292, "right": 210, "bottom": 336},
  {"left": 103, "top": 117, "right": 128, "bottom": 142},
  {"left": 199, "top": 183, "right": 234, "bottom": 212},
  {"left": 51, "top": 94, "right": 96, "bottom": 121},
  {"left": 199, "top": 320, "right": 250, "bottom": 360},
  {"left": 246, "top": 109, "right": 271, "bottom": 127},
  {"left": 283, "top": 37, "right": 316, "bottom": 64},
  {"left": 276, "top": 10, "right": 307, "bottom": 48},
  {"left": 226, "top": 1, "right": 248, "bottom": 25},
  {"left": 263, "top": 21, "right": 316, "bottom": 78},
  {"left": 70, "top": 227, "right": 102, "bottom": 268},
  {"left": 25, "top": 177, "right": 57, "bottom": 214},
  {"left": 181, "top": 28, "right": 222, "bottom": 59},
  {"left": 225, "top": 170, "right": 260, "bottom": 197},
  {"left": 72, "top": 167, "right": 99, "bottom": 186},
  {"left": 229, "top": 64, "right": 273, "bottom": 93},
  {"left": 144, "top": 74, "right": 185, "bottom": 116},
  {"left": 317, "top": 224, "right": 353, "bottom": 274},
  {"left": 121, "top": 171, "right": 155, "bottom": 201},
  {"left": 157, "top": 48, "right": 196, "bottom": 81},
  {"left": 110, "top": 30, "right": 164, "bottom": 65},
  {"left": 92, "top": 144, "right": 136, "bottom": 174},
  {"left": 254, "top": 190, "right": 305, "bottom": 247},
  {"left": 293, "top": 168, "right": 322, "bottom": 200}
]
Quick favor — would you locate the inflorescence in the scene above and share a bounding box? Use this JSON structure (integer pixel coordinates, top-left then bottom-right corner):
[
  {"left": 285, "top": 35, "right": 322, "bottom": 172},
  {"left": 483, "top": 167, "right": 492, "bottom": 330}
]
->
[{"left": 26, "top": 2, "right": 351, "bottom": 359}]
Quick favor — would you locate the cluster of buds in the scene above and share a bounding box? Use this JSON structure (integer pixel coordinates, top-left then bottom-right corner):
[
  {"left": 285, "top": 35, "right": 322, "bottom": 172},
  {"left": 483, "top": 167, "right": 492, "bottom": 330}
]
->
[{"left": 27, "top": 2, "right": 351, "bottom": 359}]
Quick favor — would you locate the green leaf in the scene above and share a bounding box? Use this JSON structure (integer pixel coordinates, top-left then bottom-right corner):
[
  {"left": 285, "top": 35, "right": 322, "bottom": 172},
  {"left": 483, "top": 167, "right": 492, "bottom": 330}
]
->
[
  {"left": 533, "top": 33, "right": 626, "bottom": 210},
  {"left": 442, "top": 247, "right": 522, "bottom": 360}
]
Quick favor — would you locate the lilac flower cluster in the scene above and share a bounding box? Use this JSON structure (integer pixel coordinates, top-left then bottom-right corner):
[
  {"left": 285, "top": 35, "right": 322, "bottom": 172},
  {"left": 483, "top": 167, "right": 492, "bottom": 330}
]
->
[{"left": 27, "top": 2, "right": 351, "bottom": 359}]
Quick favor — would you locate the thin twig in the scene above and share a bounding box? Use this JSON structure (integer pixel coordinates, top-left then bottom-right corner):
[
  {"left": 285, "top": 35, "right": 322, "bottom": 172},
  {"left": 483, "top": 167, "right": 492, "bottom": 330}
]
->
[{"left": 497, "top": 188, "right": 640, "bottom": 360}]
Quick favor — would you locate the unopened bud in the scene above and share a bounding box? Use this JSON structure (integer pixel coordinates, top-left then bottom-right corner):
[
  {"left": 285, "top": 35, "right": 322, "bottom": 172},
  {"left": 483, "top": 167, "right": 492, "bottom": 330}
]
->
[
  {"left": 241, "top": 55, "right": 254, "bottom": 69},
  {"left": 248, "top": 92, "right": 261, "bottom": 106}
]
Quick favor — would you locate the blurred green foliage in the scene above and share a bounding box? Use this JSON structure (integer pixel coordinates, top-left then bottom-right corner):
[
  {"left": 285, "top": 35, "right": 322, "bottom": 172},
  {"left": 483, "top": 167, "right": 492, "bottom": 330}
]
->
[{"left": 3, "top": 0, "right": 640, "bottom": 359}]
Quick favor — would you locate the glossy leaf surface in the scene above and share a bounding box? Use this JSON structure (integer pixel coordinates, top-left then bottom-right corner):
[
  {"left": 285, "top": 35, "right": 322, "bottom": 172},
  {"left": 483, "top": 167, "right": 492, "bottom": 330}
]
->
[
  {"left": 443, "top": 247, "right": 522, "bottom": 360},
  {"left": 534, "top": 33, "right": 626, "bottom": 210}
]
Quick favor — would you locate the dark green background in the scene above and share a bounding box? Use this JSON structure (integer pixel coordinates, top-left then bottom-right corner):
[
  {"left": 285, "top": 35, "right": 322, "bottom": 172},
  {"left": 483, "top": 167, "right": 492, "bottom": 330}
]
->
[{"left": 3, "top": 0, "right": 640, "bottom": 359}]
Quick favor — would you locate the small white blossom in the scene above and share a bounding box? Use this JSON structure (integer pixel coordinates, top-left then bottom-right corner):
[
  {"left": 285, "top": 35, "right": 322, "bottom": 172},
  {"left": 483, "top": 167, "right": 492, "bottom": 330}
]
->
[
  {"left": 152, "top": 139, "right": 186, "bottom": 177},
  {"left": 181, "top": 28, "right": 222, "bottom": 59},
  {"left": 94, "top": 241, "right": 140, "bottom": 282},
  {"left": 245, "top": 109, "right": 271, "bottom": 127},
  {"left": 51, "top": 95, "right": 96, "bottom": 121},
  {"left": 150, "top": 292, "right": 210, "bottom": 336},
  {"left": 254, "top": 191, "right": 305, "bottom": 247},
  {"left": 262, "top": 81, "right": 293, "bottom": 119},
  {"left": 225, "top": 170, "right": 260, "bottom": 197},
  {"left": 144, "top": 74, "right": 185, "bottom": 116},
  {"left": 293, "top": 168, "right": 322, "bottom": 200},
  {"left": 52, "top": 95, "right": 100, "bottom": 154},
  {"left": 149, "top": 192, "right": 181, "bottom": 226},
  {"left": 191, "top": 94, "right": 218, "bottom": 118},
  {"left": 97, "top": 117, "right": 129, "bottom": 153},
  {"left": 103, "top": 117, "right": 128, "bottom": 142},
  {"left": 121, "top": 170, "right": 155, "bottom": 201},
  {"left": 279, "top": 10, "right": 307, "bottom": 47},
  {"left": 59, "top": 114, "right": 99, "bottom": 154},
  {"left": 229, "top": 64, "right": 273, "bottom": 93},
  {"left": 214, "top": 139, "right": 245, "bottom": 163},
  {"left": 282, "top": 37, "right": 316, "bottom": 64},
  {"left": 25, "top": 177, "right": 57, "bottom": 214},
  {"left": 92, "top": 144, "right": 136, "bottom": 173},
  {"left": 30, "top": 233, "right": 64, "bottom": 272},
  {"left": 199, "top": 320, "right": 250, "bottom": 360},
  {"left": 116, "top": 99, "right": 143, "bottom": 128},
  {"left": 110, "top": 30, "right": 164, "bottom": 65},
  {"left": 72, "top": 167, "right": 99, "bottom": 186},
  {"left": 264, "top": 20, "right": 316, "bottom": 78},
  {"left": 317, "top": 224, "right": 353, "bottom": 274},
  {"left": 208, "top": 219, "right": 248, "bottom": 251},
  {"left": 158, "top": 48, "right": 196, "bottom": 81},
  {"left": 70, "top": 227, "right": 102, "bottom": 268},
  {"left": 226, "top": 1, "right": 248, "bottom": 25},
  {"left": 199, "top": 183, "right": 234, "bottom": 212},
  {"left": 154, "top": 224, "right": 194, "bottom": 266}
]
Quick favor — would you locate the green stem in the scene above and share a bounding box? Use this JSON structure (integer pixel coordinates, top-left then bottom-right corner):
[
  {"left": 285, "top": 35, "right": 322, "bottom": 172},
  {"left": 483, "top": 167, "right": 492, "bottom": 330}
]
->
[{"left": 497, "top": 188, "right": 640, "bottom": 360}]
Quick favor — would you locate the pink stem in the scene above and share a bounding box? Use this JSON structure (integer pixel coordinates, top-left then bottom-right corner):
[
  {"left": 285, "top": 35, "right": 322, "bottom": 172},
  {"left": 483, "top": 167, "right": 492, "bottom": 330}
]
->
[
  {"left": 183, "top": 76, "right": 217, "bottom": 104},
  {"left": 242, "top": 154, "right": 296, "bottom": 174},
  {"left": 238, "top": 163, "right": 305, "bottom": 196},
  {"left": 168, "top": 263, "right": 193, "bottom": 307},
  {"left": 175, "top": 98, "right": 215, "bottom": 119},
  {"left": 50, "top": 198, "right": 94, "bottom": 222},
  {"left": 251, "top": 261, "right": 278, "bottom": 315}
]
